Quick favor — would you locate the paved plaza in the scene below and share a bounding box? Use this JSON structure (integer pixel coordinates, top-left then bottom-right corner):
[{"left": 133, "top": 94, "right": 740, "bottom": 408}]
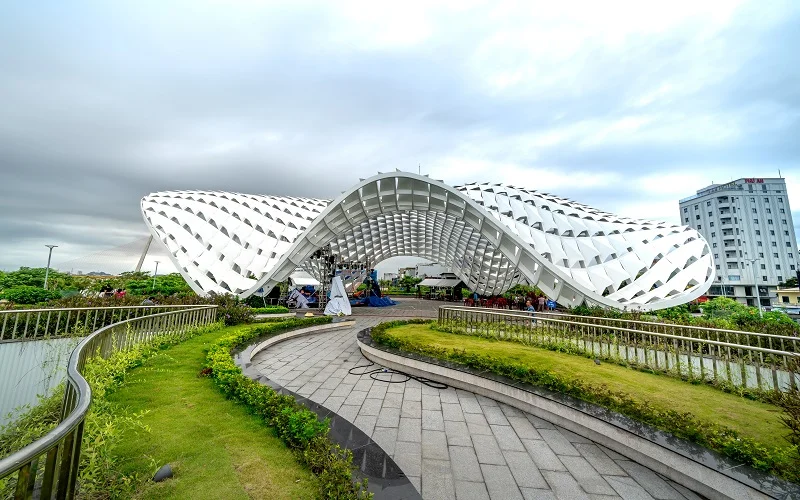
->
[{"left": 252, "top": 305, "right": 700, "bottom": 500}]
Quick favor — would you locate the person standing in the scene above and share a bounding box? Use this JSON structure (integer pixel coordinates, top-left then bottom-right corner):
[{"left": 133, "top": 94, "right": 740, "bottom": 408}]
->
[{"left": 537, "top": 295, "right": 546, "bottom": 312}]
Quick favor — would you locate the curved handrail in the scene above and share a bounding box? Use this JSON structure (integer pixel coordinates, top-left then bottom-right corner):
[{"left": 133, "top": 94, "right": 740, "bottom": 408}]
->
[
  {"left": 438, "top": 305, "right": 800, "bottom": 393},
  {"left": 0, "top": 304, "right": 217, "bottom": 497},
  {"left": 446, "top": 304, "right": 800, "bottom": 343}
]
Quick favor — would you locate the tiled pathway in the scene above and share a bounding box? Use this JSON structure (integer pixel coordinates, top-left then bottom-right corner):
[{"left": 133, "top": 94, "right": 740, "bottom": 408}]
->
[{"left": 251, "top": 318, "right": 701, "bottom": 500}]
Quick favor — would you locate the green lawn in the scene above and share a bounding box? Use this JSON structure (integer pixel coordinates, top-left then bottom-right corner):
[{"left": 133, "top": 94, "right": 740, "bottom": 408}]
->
[
  {"left": 106, "top": 325, "right": 317, "bottom": 500},
  {"left": 384, "top": 324, "right": 789, "bottom": 449}
]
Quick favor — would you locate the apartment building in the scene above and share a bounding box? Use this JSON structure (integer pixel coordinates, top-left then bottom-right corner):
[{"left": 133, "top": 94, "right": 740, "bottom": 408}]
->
[{"left": 678, "top": 177, "right": 798, "bottom": 307}]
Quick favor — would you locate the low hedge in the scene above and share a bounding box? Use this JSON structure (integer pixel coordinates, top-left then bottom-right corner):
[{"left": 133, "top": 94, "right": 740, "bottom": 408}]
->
[
  {"left": 371, "top": 320, "right": 800, "bottom": 483},
  {"left": 251, "top": 306, "right": 290, "bottom": 314},
  {"left": 205, "top": 318, "right": 371, "bottom": 499}
]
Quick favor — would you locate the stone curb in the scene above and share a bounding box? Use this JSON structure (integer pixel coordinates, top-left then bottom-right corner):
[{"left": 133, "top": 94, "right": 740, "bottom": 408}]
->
[
  {"left": 249, "top": 320, "right": 356, "bottom": 359},
  {"left": 358, "top": 338, "right": 779, "bottom": 500},
  {"left": 253, "top": 312, "right": 296, "bottom": 319}
]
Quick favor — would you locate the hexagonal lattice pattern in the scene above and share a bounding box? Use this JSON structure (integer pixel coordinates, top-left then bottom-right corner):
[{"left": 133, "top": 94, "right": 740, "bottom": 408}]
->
[{"left": 141, "top": 172, "right": 714, "bottom": 310}]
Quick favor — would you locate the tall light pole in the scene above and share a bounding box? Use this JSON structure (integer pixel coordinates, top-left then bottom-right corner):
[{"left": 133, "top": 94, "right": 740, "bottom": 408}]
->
[
  {"left": 745, "top": 258, "right": 763, "bottom": 317},
  {"left": 43, "top": 245, "right": 58, "bottom": 290},
  {"left": 152, "top": 260, "right": 160, "bottom": 291}
]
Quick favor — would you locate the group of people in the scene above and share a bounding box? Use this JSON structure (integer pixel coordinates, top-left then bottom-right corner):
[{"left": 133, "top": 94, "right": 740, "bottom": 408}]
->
[
  {"left": 99, "top": 285, "right": 126, "bottom": 299},
  {"left": 467, "top": 292, "right": 557, "bottom": 312}
]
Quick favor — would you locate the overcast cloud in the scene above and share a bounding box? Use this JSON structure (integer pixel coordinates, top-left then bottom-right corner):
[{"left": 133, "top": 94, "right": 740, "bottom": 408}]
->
[{"left": 1, "top": 0, "right": 798, "bottom": 274}]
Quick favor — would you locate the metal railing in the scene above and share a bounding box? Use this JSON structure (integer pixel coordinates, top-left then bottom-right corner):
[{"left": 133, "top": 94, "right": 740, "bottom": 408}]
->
[
  {"left": 0, "top": 306, "right": 209, "bottom": 343},
  {"left": 438, "top": 306, "right": 800, "bottom": 392},
  {"left": 0, "top": 305, "right": 217, "bottom": 499}
]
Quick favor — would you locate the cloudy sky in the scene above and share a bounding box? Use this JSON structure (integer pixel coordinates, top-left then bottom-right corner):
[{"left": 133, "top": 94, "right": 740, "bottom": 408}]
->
[{"left": 1, "top": 0, "right": 798, "bottom": 275}]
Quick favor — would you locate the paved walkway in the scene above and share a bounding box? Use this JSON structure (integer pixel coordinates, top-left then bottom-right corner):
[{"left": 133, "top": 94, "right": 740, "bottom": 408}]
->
[{"left": 251, "top": 316, "right": 700, "bottom": 500}]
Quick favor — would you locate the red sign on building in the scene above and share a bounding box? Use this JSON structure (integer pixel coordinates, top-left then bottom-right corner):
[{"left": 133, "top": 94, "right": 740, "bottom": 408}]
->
[{"left": 744, "top": 178, "right": 764, "bottom": 184}]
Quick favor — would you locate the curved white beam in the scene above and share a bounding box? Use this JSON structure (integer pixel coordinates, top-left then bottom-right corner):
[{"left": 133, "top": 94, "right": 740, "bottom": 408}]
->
[{"left": 141, "top": 172, "right": 714, "bottom": 310}]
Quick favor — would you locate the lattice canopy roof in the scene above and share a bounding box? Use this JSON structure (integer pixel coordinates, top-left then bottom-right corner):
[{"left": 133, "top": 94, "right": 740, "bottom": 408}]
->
[{"left": 141, "top": 172, "right": 714, "bottom": 310}]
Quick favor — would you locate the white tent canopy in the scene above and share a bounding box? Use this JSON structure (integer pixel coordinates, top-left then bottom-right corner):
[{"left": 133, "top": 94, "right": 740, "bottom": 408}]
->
[
  {"left": 324, "top": 276, "right": 352, "bottom": 316},
  {"left": 418, "top": 278, "right": 463, "bottom": 288}
]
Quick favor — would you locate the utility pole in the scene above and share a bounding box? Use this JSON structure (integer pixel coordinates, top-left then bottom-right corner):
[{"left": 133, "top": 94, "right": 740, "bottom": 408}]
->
[
  {"left": 746, "top": 258, "right": 763, "bottom": 317},
  {"left": 152, "top": 261, "right": 160, "bottom": 291},
  {"left": 43, "top": 245, "right": 58, "bottom": 290}
]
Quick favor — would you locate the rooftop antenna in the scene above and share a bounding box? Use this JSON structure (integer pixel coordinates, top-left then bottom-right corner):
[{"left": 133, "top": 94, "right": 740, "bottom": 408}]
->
[{"left": 418, "top": 164, "right": 421, "bottom": 175}]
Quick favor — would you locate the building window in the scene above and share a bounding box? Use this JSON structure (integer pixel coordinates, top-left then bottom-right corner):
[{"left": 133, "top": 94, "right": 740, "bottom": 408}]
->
[
  {"left": 779, "top": 275, "right": 783, "bottom": 282},
  {"left": 716, "top": 264, "right": 720, "bottom": 270},
  {"left": 764, "top": 197, "right": 769, "bottom": 202},
  {"left": 757, "top": 241, "right": 762, "bottom": 246},
  {"left": 763, "top": 276, "right": 768, "bottom": 281},
  {"left": 712, "top": 243, "right": 718, "bottom": 248},
  {"left": 787, "top": 242, "right": 793, "bottom": 247},
  {"left": 762, "top": 185, "right": 767, "bottom": 192},
  {"left": 755, "top": 230, "right": 761, "bottom": 235},
  {"left": 792, "top": 265, "right": 796, "bottom": 270},
  {"left": 710, "top": 222, "right": 714, "bottom": 227},
  {"left": 774, "top": 252, "right": 779, "bottom": 258},
  {"left": 785, "top": 230, "right": 790, "bottom": 236},
  {"left": 714, "top": 253, "right": 718, "bottom": 259},
  {"left": 790, "top": 253, "right": 795, "bottom": 259},
  {"left": 708, "top": 211, "right": 712, "bottom": 216},
  {"left": 684, "top": 217, "right": 689, "bottom": 223},
  {"left": 780, "top": 209, "right": 785, "bottom": 214},
  {"left": 772, "top": 242, "right": 778, "bottom": 246},
  {"left": 776, "top": 264, "right": 781, "bottom": 270},
  {"left": 778, "top": 197, "right": 783, "bottom": 202},
  {"left": 759, "top": 252, "right": 764, "bottom": 258},
  {"left": 683, "top": 207, "right": 688, "bottom": 213},
  {"left": 711, "top": 232, "right": 716, "bottom": 237},
  {"left": 696, "top": 215, "right": 700, "bottom": 220},
  {"left": 707, "top": 201, "right": 711, "bottom": 206},
  {"left": 752, "top": 208, "right": 757, "bottom": 213},
  {"left": 750, "top": 197, "right": 755, "bottom": 202},
  {"left": 697, "top": 225, "right": 702, "bottom": 230},
  {"left": 754, "top": 219, "right": 759, "bottom": 224},
  {"left": 767, "top": 208, "right": 772, "bottom": 213},
  {"left": 784, "top": 296, "right": 790, "bottom": 304},
  {"left": 749, "top": 185, "right": 753, "bottom": 192},
  {"left": 768, "top": 219, "right": 773, "bottom": 225},
  {"left": 782, "top": 219, "right": 787, "bottom": 224},
  {"left": 694, "top": 204, "right": 698, "bottom": 210},
  {"left": 761, "top": 264, "right": 767, "bottom": 270},
  {"left": 777, "top": 190, "right": 782, "bottom": 194},
  {"left": 770, "top": 230, "right": 775, "bottom": 236}
]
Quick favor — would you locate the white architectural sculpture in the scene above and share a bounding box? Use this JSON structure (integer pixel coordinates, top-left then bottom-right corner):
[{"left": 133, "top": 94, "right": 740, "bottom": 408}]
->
[{"left": 141, "top": 172, "right": 714, "bottom": 310}]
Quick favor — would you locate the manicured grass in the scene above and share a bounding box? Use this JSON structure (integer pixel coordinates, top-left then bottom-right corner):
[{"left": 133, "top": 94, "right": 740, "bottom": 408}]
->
[
  {"left": 385, "top": 324, "right": 789, "bottom": 449},
  {"left": 106, "top": 325, "right": 317, "bottom": 500}
]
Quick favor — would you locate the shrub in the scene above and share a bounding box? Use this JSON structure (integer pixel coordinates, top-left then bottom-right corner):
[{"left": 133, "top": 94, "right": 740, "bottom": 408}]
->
[
  {"left": 251, "top": 306, "right": 290, "bottom": 314},
  {"left": 207, "top": 293, "right": 254, "bottom": 325},
  {"left": 773, "top": 360, "right": 800, "bottom": 450},
  {"left": 0, "top": 286, "right": 61, "bottom": 304},
  {"left": 206, "top": 318, "right": 371, "bottom": 499}
]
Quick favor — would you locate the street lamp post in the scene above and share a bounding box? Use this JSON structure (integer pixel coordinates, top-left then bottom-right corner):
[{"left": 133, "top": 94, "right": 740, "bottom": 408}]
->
[
  {"left": 152, "top": 261, "right": 160, "bottom": 291},
  {"left": 745, "top": 258, "right": 763, "bottom": 317},
  {"left": 43, "top": 245, "right": 58, "bottom": 290}
]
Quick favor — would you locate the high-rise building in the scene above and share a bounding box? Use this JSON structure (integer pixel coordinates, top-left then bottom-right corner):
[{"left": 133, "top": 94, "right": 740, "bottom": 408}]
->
[{"left": 679, "top": 177, "right": 798, "bottom": 307}]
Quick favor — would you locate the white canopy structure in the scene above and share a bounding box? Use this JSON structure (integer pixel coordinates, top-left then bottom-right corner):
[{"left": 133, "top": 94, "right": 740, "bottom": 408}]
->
[{"left": 140, "top": 172, "right": 714, "bottom": 311}]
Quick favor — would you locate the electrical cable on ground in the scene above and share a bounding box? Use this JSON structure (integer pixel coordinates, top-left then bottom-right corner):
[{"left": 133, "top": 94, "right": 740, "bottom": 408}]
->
[{"left": 348, "top": 353, "right": 448, "bottom": 389}]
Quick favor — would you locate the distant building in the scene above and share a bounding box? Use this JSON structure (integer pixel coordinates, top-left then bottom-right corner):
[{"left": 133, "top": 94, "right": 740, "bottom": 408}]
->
[
  {"left": 398, "top": 267, "right": 417, "bottom": 278},
  {"left": 775, "top": 287, "right": 800, "bottom": 306},
  {"left": 383, "top": 272, "right": 398, "bottom": 282},
  {"left": 679, "top": 177, "right": 798, "bottom": 307},
  {"left": 415, "top": 262, "right": 448, "bottom": 278}
]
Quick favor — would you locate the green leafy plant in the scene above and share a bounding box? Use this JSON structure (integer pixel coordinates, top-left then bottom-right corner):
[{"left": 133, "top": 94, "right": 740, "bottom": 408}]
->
[
  {"left": 206, "top": 318, "right": 371, "bottom": 499},
  {"left": 251, "top": 306, "right": 290, "bottom": 314},
  {"left": 0, "top": 286, "right": 61, "bottom": 304}
]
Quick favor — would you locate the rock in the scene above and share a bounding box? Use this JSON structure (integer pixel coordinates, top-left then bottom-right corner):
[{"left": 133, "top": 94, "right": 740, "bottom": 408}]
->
[{"left": 153, "top": 464, "right": 173, "bottom": 482}]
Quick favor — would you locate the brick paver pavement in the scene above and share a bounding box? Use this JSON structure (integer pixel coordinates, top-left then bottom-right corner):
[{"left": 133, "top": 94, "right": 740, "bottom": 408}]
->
[{"left": 252, "top": 316, "right": 700, "bottom": 500}]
